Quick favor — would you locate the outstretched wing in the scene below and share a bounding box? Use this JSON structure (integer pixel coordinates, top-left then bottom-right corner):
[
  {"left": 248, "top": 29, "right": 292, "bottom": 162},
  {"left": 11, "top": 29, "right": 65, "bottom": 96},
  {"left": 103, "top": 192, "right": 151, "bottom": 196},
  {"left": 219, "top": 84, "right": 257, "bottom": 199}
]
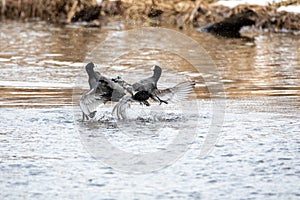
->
[
  {"left": 79, "top": 87, "right": 105, "bottom": 118},
  {"left": 112, "top": 95, "right": 133, "bottom": 120},
  {"left": 156, "top": 81, "right": 195, "bottom": 103}
]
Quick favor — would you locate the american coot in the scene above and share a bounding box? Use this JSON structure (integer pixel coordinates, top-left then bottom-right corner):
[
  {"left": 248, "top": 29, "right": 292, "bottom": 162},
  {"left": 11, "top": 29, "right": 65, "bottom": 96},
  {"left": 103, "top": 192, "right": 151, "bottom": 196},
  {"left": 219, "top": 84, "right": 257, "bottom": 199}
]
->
[
  {"left": 111, "top": 65, "right": 169, "bottom": 107},
  {"left": 113, "top": 80, "right": 195, "bottom": 119},
  {"left": 112, "top": 66, "right": 195, "bottom": 119},
  {"left": 131, "top": 65, "right": 168, "bottom": 106},
  {"left": 80, "top": 63, "right": 195, "bottom": 120},
  {"left": 79, "top": 62, "right": 127, "bottom": 121},
  {"left": 80, "top": 62, "right": 99, "bottom": 120},
  {"left": 84, "top": 62, "right": 102, "bottom": 89}
]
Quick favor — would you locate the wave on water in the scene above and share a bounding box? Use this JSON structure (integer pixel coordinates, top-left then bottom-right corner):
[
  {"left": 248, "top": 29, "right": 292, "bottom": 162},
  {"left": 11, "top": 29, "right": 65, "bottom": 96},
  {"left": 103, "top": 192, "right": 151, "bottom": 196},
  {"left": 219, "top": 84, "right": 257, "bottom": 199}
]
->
[{"left": 90, "top": 104, "right": 186, "bottom": 123}]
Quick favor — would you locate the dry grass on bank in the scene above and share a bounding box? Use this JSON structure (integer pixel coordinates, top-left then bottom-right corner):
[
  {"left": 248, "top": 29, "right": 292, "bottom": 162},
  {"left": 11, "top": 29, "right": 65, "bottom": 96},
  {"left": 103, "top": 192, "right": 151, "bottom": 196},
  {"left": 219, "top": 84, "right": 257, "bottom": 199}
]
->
[{"left": 0, "top": 0, "right": 299, "bottom": 31}]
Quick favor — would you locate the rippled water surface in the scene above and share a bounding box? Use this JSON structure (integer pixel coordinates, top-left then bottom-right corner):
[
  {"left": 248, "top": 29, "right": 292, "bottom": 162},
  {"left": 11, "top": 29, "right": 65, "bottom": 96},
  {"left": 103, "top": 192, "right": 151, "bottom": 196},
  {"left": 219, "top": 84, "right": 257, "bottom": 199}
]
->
[{"left": 0, "top": 21, "right": 299, "bottom": 199}]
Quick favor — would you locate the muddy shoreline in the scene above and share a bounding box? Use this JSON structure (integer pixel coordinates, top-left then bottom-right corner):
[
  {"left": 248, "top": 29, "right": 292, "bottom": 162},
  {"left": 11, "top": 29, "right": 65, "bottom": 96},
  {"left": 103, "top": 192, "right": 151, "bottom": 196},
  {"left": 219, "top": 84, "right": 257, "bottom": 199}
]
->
[{"left": 0, "top": 0, "right": 299, "bottom": 32}]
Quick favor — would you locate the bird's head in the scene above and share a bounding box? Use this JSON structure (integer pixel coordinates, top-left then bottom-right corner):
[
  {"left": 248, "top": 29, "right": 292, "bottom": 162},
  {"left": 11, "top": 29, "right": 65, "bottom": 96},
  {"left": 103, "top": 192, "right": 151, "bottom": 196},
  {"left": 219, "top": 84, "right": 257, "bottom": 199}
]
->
[
  {"left": 152, "top": 65, "right": 162, "bottom": 74},
  {"left": 85, "top": 62, "right": 95, "bottom": 72},
  {"left": 152, "top": 65, "right": 162, "bottom": 81},
  {"left": 152, "top": 65, "right": 160, "bottom": 71}
]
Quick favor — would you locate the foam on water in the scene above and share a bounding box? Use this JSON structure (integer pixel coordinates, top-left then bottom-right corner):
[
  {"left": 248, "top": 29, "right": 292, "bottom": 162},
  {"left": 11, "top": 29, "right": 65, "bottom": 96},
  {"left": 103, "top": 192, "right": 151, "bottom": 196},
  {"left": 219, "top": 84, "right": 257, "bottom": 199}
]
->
[{"left": 1, "top": 98, "right": 299, "bottom": 199}]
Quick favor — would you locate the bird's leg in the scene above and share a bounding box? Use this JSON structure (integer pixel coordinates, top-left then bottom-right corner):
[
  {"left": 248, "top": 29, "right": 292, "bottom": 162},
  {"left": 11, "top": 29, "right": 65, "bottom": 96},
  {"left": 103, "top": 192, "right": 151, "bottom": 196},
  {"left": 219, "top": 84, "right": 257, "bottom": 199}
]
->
[
  {"left": 153, "top": 94, "right": 168, "bottom": 105},
  {"left": 89, "top": 111, "right": 97, "bottom": 118},
  {"left": 159, "top": 99, "right": 168, "bottom": 105},
  {"left": 112, "top": 76, "right": 128, "bottom": 86},
  {"left": 139, "top": 101, "right": 150, "bottom": 106},
  {"left": 143, "top": 100, "right": 150, "bottom": 106},
  {"left": 111, "top": 76, "right": 122, "bottom": 83},
  {"left": 149, "top": 93, "right": 168, "bottom": 105},
  {"left": 82, "top": 112, "right": 88, "bottom": 121}
]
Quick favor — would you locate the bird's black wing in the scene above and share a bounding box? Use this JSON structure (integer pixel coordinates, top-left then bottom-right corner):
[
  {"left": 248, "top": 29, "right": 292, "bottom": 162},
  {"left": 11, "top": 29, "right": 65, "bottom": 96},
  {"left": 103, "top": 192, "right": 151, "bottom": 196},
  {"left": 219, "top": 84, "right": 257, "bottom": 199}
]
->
[{"left": 97, "top": 77, "right": 127, "bottom": 102}]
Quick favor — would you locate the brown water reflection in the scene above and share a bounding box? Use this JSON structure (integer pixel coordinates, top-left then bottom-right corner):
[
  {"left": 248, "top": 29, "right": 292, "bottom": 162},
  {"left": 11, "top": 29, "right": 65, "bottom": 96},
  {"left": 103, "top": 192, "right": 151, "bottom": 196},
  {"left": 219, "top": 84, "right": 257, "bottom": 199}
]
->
[
  {"left": 0, "top": 21, "right": 299, "bottom": 107},
  {"left": 188, "top": 30, "right": 300, "bottom": 97}
]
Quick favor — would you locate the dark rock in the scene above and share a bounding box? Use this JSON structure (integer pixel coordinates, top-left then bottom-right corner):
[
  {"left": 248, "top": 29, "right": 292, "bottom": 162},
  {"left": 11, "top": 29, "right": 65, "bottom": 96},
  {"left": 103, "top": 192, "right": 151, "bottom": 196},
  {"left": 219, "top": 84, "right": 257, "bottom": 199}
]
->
[
  {"left": 148, "top": 8, "right": 163, "bottom": 18},
  {"left": 72, "top": 5, "right": 101, "bottom": 22},
  {"left": 198, "top": 9, "right": 258, "bottom": 38}
]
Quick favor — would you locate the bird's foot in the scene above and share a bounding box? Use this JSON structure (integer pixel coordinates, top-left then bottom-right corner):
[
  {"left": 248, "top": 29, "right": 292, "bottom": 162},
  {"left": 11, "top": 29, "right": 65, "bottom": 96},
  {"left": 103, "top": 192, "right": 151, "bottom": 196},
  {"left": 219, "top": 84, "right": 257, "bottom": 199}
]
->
[
  {"left": 111, "top": 76, "right": 122, "bottom": 83},
  {"left": 159, "top": 100, "right": 168, "bottom": 105},
  {"left": 89, "top": 111, "right": 97, "bottom": 118},
  {"left": 143, "top": 101, "right": 150, "bottom": 106}
]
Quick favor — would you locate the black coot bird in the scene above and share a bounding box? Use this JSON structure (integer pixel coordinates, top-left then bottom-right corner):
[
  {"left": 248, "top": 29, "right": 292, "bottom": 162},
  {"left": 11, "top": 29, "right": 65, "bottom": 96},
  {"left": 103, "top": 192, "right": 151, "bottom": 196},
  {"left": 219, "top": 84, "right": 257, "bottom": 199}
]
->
[
  {"left": 131, "top": 65, "right": 168, "bottom": 106},
  {"left": 79, "top": 62, "right": 126, "bottom": 121},
  {"left": 198, "top": 9, "right": 258, "bottom": 38},
  {"left": 85, "top": 62, "right": 101, "bottom": 89},
  {"left": 111, "top": 65, "right": 168, "bottom": 107},
  {"left": 112, "top": 65, "right": 195, "bottom": 119}
]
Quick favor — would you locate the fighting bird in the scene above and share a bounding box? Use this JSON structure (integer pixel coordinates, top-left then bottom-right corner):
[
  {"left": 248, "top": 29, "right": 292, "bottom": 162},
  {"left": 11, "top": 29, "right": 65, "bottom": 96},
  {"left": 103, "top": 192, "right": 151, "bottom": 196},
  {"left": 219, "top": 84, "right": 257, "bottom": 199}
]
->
[
  {"left": 85, "top": 62, "right": 101, "bottom": 89},
  {"left": 131, "top": 65, "right": 168, "bottom": 106},
  {"left": 79, "top": 62, "right": 127, "bottom": 121},
  {"left": 112, "top": 66, "right": 195, "bottom": 119}
]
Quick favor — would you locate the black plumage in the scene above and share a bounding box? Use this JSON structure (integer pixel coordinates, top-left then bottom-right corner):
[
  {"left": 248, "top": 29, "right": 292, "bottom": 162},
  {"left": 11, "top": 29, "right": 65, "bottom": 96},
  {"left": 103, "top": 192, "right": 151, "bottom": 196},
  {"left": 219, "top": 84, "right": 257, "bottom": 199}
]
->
[
  {"left": 112, "top": 66, "right": 195, "bottom": 119},
  {"left": 79, "top": 62, "right": 126, "bottom": 121}
]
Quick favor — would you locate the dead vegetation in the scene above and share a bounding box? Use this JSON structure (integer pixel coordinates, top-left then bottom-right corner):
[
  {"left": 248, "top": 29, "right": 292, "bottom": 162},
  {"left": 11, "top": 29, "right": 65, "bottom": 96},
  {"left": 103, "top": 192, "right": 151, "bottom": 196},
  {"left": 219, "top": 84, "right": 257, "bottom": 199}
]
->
[{"left": 0, "top": 0, "right": 299, "bottom": 31}]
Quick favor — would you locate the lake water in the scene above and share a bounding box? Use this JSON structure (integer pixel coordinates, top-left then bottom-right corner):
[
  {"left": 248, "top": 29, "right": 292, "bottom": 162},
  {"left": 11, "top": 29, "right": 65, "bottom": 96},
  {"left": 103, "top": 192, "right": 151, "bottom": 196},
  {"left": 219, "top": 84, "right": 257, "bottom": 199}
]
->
[{"left": 0, "top": 21, "right": 299, "bottom": 199}]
